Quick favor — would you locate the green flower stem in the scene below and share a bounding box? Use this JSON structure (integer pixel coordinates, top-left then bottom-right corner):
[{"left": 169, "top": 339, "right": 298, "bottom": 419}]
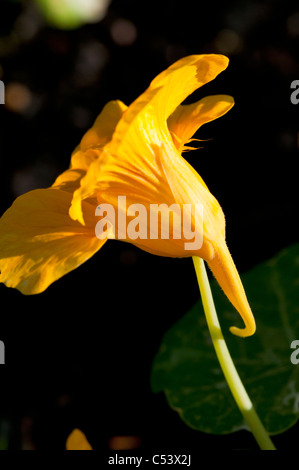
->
[{"left": 192, "top": 256, "right": 276, "bottom": 451}]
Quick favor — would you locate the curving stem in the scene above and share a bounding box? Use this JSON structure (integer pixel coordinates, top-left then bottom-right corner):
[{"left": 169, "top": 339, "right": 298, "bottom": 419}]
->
[{"left": 192, "top": 256, "right": 276, "bottom": 450}]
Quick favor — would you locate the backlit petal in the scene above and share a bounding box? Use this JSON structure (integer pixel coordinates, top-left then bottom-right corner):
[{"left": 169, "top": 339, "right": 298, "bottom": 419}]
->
[
  {"left": 158, "top": 145, "right": 224, "bottom": 250},
  {"left": 158, "top": 145, "right": 256, "bottom": 337},
  {"left": 148, "top": 55, "right": 230, "bottom": 121},
  {"left": 51, "top": 168, "right": 86, "bottom": 193},
  {"left": 70, "top": 100, "right": 127, "bottom": 171},
  {"left": 168, "top": 95, "right": 234, "bottom": 152},
  {"left": 0, "top": 188, "right": 105, "bottom": 294},
  {"left": 70, "top": 55, "right": 230, "bottom": 224},
  {"left": 0, "top": 53, "right": 254, "bottom": 337},
  {"left": 207, "top": 243, "right": 256, "bottom": 337},
  {"left": 108, "top": 55, "right": 230, "bottom": 159}
]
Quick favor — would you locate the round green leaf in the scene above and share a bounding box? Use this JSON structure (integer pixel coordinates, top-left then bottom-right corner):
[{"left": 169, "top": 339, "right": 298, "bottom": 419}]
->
[{"left": 151, "top": 244, "right": 299, "bottom": 435}]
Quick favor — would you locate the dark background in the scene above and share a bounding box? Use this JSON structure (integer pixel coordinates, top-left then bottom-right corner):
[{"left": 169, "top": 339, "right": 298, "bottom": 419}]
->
[{"left": 0, "top": 0, "right": 298, "bottom": 452}]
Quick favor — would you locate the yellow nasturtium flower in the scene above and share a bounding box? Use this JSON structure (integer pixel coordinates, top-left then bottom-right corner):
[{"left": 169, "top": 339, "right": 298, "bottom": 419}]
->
[{"left": 0, "top": 54, "right": 255, "bottom": 337}]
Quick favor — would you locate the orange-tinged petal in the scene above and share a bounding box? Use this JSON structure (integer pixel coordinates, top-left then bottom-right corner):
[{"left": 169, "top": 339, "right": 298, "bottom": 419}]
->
[
  {"left": 108, "top": 55, "right": 230, "bottom": 159},
  {"left": 0, "top": 188, "right": 105, "bottom": 294},
  {"left": 158, "top": 145, "right": 256, "bottom": 337},
  {"left": 66, "top": 429, "right": 92, "bottom": 450},
  {"left": 148, "top": 54, "right": 230, "bottom": 121},
  {"left": 168, "top": 95, "right": 234, "bottom": 152},
  {"left": 66, "top": 54, "right": 255, "bottom": 337},
  {"left": 69, "top": 146, "right": 100, "bottom": 174},
  {"left": 207, "top": 243, "right": 256, "bottom": 337},
  {"left": 70, "top": 55, "right": 230, "bottom": 225},
  {"left": 66, "top": 100, "right": 128, "bottom": 219},
  {"left": 158, "top": 144, "right": 224, "bottom": 251},
  {"left": 69, "top": 142, "right": 167, "bottom": 226},
  {"left": 70, "top": 100, "right": 127, "bottom": 171},
  {"left": 0, "top": 53, "right": 254, "bottom": 337},
  {"left": 79, "top": 100, "right": 128, "bottom": 151},
  {"left": 51, "top": 168, "right": 86, "bottom": 193},
  {"left": 96, "top": 192, "right": 192, "bottom": 257}
]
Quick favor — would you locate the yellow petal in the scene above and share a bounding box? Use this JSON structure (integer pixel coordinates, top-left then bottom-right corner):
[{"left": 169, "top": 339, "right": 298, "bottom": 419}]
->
[
  {"left": 207, "top": 242, "right": 256, "bottom": 337},
  {"left": 80, "top": 100, "right": 127, "bottom": 151},
  {"left": 158, "top": 146, "right": 255, "bottom": 336},
  {"left": 51, "top": 168, "right": 86, "bottom": 193},
  {"left": 70, "top": 55, "right": 230, "bottom": 224},
  {"left": 67, "top": 100, "right": 128, "bottom": 218},
  {"left": 82, "top": 144, "right": 218, "bottom": 260},
  {"left": 158, "top": 144, "right": 225, "bottom": 253},
  {"left": 65, "top": 54, "right": 254, "bottom": 337},
  {"left": 69, "top": 146, "right": 100, "bottom": 174},
  {"left": 69, "top": 152, "right": 106, "bottom": 225},
  {"left": 108, "top": 55, "right": 230, "bottom": 157},
  {"left": 66, "top": 429, "right": 92, "bottom": 450},
  {"left": 96, "top": 191, "right": 190, "bottom": 257},
  {"left": 0, "top": 188, "right": 105, "bottom": 294},
  {"left": 168, "top": 95, "right": 234, "bottom": 152},
  {"left": 148, "top": 54, "right": 230, "bottom": 121},
  {"left": 70, "top": 100, "right": 127, "bottom": 171}
]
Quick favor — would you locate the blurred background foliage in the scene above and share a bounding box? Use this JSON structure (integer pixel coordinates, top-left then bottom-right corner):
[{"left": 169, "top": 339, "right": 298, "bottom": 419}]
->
[{"left": 0, "top": 0, "right": 298, "bottom": 452}]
